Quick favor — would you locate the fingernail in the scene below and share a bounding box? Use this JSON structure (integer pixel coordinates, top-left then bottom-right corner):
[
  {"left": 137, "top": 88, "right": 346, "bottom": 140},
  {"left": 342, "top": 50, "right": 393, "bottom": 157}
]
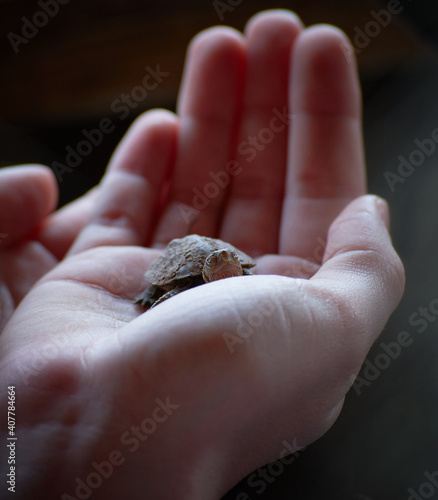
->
[{"left": 373, "top": 195, "right": 390, "bottom": 229}]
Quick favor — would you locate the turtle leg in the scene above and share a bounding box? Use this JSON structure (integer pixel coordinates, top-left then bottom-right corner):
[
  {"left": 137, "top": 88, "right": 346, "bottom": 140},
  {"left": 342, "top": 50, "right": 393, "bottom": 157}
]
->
[
  {"left": 150, "top": 276, "right": 205, "bottom": 309},
  {"left": 150, "top": 282, "right": 190, "bottom": 308},
  {"left": 242, "top": 268, "right": 253, "bottom": 276},
  {"left": 150, "top": 287, "right": 185, "bottom": 308},
  {"left": 135, "top": 285, "right": 165, "bottom": 309}
]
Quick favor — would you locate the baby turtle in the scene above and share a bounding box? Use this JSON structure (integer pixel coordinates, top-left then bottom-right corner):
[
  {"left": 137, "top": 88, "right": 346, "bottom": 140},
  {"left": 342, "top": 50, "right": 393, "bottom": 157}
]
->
[{"left": 136, "top": 234, "right": 256, "bottom": 309}]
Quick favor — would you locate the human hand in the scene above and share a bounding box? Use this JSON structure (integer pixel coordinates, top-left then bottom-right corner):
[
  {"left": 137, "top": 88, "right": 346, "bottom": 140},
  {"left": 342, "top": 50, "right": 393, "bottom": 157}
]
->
[
  {"left": 0, "top": 160, "right": 109, "bottom": 331},
  {"left": 0, "top": 165, "right": 57, "bottom": 331},
  {"left": 0, "top": 10, "right": 404, "bottom": 500}
]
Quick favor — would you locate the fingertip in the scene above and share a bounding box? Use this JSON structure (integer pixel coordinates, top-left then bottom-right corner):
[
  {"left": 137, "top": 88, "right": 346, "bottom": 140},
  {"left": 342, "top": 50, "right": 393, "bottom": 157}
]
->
[
  {"left": 108, "top": 108, "right": 179, "bottom": 177},
  {"left": 27, "top": 164, "right": 59, "bottom": 214},
  {"left": 124, "top": 108, "right": 179, "bottom": 143},
  {"left": 129, "top": 108, "right": 180, "bottom": 157},
  {"left": 349, "top": 194, "right": 390, "bottom": 231},
  {"left": 323, "top": 194, "right": 405, "bottom": 293},
  {"left": 300, "top": 23, "right": 352, "bottom": 47},
  {"left": 296, "top": 24, "right": 354, "bottom": 64},
  {"left": 325, "top": 195, "right": 389, "bottom": 253},
  {"left": 189, "top": 25, "right": 244, "bottom": 55},
  {"left": 134, "top": 108, "right": 179, "bottom": 127},
  {"left": 178, "top": 25, "right": 245, "bottom": 118},
  {"left": 184, "top": 25, "right": 245, "bottom": 83},
  {"left": 244, "top": 9, "right": 304, "bottom": 37},
  {"left": 4, "top": 163, "right": 59, "bottom": 215},
  {"left": 292, "top": 24, "right": 361, "bottom": 117},
  {"left": 310, "top": 195, "right": 405, "bottom": 348},
  {"left": 371, "top": 195, "right": 391, "bottom": 230},
  {"left": 0, "top": 164, "right": 59, "bottom": 245},
  {"left": 68, "top": 109, "right": 181, "bottom": 255},
  {"left": 363, "top": 195, "right": 404, "bottom": 294},
  {"left": 243, "top": 9, "right": 303, "bottom": 68}
]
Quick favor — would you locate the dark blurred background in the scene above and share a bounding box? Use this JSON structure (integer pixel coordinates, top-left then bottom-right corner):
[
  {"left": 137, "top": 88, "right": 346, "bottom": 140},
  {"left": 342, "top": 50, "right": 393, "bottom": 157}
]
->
[{"left": 1, "top": 0, "right": 438, "bottom": 498}]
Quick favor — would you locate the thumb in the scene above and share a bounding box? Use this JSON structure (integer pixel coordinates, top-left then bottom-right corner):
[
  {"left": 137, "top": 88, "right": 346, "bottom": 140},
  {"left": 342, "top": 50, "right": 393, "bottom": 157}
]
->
[
  {"left": 0, "top": 165, "right": 58, "bottom": 248},
  {"left": 313, "top": 194, "right": 405, "bottom": 343}
]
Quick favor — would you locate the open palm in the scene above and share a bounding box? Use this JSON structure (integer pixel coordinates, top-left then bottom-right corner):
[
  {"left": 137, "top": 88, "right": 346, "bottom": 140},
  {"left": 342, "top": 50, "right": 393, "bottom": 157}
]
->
[{"left": 0, "top": 11, "right": 404, "bottom": 500}]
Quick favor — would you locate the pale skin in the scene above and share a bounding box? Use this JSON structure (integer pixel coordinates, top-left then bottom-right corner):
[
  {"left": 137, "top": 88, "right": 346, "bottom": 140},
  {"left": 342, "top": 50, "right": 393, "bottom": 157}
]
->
[{"left": 0, "top": 10, "right": 404, "bottom": 500}]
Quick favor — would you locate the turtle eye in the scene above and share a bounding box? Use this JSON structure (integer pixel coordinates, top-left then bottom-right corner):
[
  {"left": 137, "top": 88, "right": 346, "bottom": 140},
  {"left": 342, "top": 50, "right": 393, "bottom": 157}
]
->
[
  {"left": 206, "top": 254, "right": 217, "bottom": 266},
  {"left": 230, "top": 250, "right": 239, "bottom": 262}
]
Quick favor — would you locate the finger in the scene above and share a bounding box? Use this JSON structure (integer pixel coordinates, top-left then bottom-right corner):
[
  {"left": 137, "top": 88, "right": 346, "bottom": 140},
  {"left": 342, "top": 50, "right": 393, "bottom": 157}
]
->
[
  {"left": 255, "top": 253, "right": 320, "bottom": 279},
  {"left": 0, "top": 165, "right": 58, "bottom": 248},
  {"left": 36, "top": 187, "right": 99, "bottom": 259},
  {"left": 220, "top": 10, "right": 303, "bottom": 256},
  {"left": 38, "top": 107, "right": 178, "bottom": 257},
  {"left": 152, "top": 27, "right": 246, "bottom": 245},
  {"left": 67, "top": 110, "right": 178, "bottom": 256},
  {"left": 312, "top": 195, "right": 405, "bottom": 351},
  {"left": 280, "top": 25, "right": 366, "bottom": 258}
]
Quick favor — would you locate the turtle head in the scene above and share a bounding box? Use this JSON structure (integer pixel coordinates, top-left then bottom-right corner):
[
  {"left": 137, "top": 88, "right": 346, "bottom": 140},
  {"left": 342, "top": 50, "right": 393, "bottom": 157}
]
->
[{"left": 202, "top": 249, "right": 243, "bottom": 282}]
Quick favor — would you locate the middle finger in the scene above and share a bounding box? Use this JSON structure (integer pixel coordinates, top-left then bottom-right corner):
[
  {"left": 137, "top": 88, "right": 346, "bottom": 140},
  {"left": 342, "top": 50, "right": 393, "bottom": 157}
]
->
[{"left": 219, "top": 10, "right": 303, "bottom": 256}]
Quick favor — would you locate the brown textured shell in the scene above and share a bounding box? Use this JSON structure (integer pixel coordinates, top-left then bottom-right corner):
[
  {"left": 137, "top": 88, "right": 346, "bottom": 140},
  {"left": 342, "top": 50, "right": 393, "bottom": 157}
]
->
[{"left": 145, "top": 234, "right": 256, "bottom": 287}]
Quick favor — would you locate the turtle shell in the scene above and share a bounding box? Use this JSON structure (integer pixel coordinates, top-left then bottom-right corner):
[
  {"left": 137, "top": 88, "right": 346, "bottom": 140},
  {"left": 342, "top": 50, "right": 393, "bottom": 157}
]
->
[{"left": 145, "top": 234, "right": 256, "bottom": 287}]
